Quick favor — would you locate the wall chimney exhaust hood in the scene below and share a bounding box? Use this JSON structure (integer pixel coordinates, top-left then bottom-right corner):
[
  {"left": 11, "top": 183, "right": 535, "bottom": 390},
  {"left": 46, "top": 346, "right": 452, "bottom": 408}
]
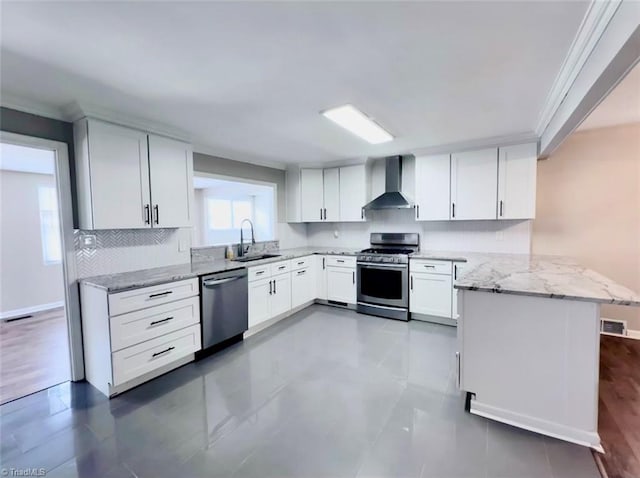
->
[{"left": 363, "top": 156, "right": 414, "bottom": 210}]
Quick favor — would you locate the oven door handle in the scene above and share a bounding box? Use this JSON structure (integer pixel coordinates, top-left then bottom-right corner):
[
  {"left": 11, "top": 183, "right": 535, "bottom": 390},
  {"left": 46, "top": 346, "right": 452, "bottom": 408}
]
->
[{"left": 357, "top": 262, "right": 407, "bottom": 270}]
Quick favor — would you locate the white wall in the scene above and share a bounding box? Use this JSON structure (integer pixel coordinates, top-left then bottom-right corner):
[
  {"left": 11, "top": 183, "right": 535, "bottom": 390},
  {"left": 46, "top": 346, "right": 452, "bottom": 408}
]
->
[
  {"left": 307, "top": 208, "right": 531, "bottom": 253},
  {"left": 0, "top": 169, "right": 65, "bottom": 317}
]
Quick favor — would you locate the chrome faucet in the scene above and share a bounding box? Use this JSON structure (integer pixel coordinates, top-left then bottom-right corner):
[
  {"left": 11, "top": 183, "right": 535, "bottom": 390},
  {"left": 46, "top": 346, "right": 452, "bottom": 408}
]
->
[{"left": 239, "top": 218, "right": 256, "bottom": 257}]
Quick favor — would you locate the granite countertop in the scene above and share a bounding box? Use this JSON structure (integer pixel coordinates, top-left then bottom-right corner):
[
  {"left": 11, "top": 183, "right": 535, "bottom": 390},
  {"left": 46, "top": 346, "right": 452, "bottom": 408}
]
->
[
  {"left": 454, "top": 254, "right": 640, "bottom": 306},
  {"left": 81, "top": 247, "right": 360, "bottom": 292}
]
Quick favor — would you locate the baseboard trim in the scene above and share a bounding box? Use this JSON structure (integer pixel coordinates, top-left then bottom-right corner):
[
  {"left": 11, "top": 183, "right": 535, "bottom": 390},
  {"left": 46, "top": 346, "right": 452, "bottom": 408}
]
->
[
  {"left": 470, "top": 399, "right": 602, "bottom": 452},
  {"left": 0, "top": 301, "right": 65, "bottom": 320},
  {"left": 411, "top": 312, "right": 457, "bottom": 327}
]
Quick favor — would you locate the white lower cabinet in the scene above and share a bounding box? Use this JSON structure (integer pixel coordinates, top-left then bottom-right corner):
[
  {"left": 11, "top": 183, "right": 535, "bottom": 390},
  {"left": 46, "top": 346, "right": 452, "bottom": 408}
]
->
[
  {"left": 327, "top": 264, "right": 357, "bottom": 304},
  {"left": 316, "top": 255, "right": 328, "bottom": 300},
  {"left": 248, "top": 260, "right": 293, "bottom": 328},
  {"left": 410, "top": 273, "right": 453, "bottom": 318},
  {"left": 80, "top": 278, "right": 201, "bottom": 397},
  {"left": 292, "top": 266, "right": 316, "bottom": 309},
  {"left": 248, "top": 277, "right": 273, "bottom": 328},
  {"left": 409, "top": 259, "right": 456, "bottom": 321}
]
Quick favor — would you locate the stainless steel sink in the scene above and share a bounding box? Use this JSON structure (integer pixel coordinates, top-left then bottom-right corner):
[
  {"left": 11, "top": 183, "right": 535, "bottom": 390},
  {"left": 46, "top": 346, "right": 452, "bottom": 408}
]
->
[{"left": 233, "top": 253, "right": 281, "bottom": 263}]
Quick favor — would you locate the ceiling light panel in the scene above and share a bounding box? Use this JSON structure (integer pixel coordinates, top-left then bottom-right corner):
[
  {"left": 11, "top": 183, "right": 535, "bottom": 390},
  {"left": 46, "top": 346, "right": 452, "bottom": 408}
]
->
[{"left": 322, "top": 105, "right": 393, "bottom": 144}]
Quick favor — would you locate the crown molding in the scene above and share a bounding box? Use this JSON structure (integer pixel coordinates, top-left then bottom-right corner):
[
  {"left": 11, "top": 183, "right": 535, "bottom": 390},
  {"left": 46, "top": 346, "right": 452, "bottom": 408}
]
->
[
  {"left": 410, "top": 131, "right": 539, "bottom": 157},
  {"left": 63, "top": 101, "right": 191, "bottom": 141},
  {"left": 535, "top": 0, "right": 623, "bottom": 135},
  {"left": 0, "top": 93, "right": 68, "bottom": 121}
]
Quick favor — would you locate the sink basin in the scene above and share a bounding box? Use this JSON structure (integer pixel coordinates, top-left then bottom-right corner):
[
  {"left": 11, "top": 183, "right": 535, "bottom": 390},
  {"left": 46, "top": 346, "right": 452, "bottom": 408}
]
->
[{"left": 233, "top": 253, "right": 281, "bottom": 263}]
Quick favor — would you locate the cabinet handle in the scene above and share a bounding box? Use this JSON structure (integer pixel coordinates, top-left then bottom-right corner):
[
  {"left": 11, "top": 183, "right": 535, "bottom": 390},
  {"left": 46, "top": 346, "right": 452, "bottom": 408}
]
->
[
  {"left": 153, "top": 204, "right": 159, "bottom": 225},
  {"left": 297, "top": 261, "right": 304, "bottom": 265},
  {"left": 323, "top": 208, "right": 327, "bottom": 220},
  {"left": 256, "top": 270, "right": 265, "bottom": 275},
  {"left": 149, "top": 291, "right": 172, "bottom": 299},
  {"left": 361, "top": 208, "right": 364, "bottom": 220},
  {"left": 499, "top": 200, "right": 503, "bottom": 217},
  {"left": 352, "top": 271, "right": 355, "bottom": 284},
  {"left": 278, "top": 265, "right": 286, "bottom": 270},
  {"left": 452, "top": 202, "right": 456, "bottom": 218},
  {"left": 297, "top": 270, "right": 306, "bottom": 275},
  {"left": 424, "top": 265, "right": 435, "bottom": 269},
  {"left": 144, "top": 204, "right": 150, "bottom": 224},
  {"left": 322, "top": 258, "right": 326, "bottom": 270},
  {"left": 416, "top": 204, "right": 420, "bottom": 219},
  {"left": 320, "top": 208, "right": 323, "bottom": 220},
  {"left": 150, "top": 317, "right": 173, "bottom": 326},
  {"left": 273, "top": 279, "right": 277, "bottom": 294},
  {"left": 152, "top": 346, "right": 175, "bottom": 358},
  {"left": 269, "top": 280, "right": 272, "bottom": 295},
  {"left": 337, "top": 259, "right": 345, "bottom": 263},
  {"left": 454, "top": 265, "right": 457, "bottom": 280},
  {"left": 410, "top": 275, "right": 413, "bottom": 290}
]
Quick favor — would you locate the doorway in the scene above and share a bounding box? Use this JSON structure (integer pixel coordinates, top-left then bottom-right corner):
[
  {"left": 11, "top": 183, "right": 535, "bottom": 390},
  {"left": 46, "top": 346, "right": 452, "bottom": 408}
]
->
[{"left": 0, "top": 134, "right": 82, "bottom": 404}]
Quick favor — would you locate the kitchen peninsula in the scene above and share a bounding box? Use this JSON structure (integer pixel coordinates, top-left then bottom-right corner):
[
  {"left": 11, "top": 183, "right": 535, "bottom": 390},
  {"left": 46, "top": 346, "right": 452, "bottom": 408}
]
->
[{"left": 455, "top": 254, "right": 640, "bottom": 451}]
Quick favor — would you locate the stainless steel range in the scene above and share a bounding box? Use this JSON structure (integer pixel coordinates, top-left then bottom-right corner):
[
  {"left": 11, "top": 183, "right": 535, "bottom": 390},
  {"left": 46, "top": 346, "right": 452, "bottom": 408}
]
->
[{"left": 357, "top": 233, "right": 419, "bottom": 321}]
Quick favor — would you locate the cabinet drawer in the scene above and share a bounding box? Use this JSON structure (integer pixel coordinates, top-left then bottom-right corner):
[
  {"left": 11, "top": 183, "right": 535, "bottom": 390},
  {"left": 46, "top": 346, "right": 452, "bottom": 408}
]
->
[
  {"left": 248, "top": 265, "right": 271, "bottom": 282},
  {"left": 270, "top": 260, "right": 291, "bottom": 276},
  {"left": 326, "top": 255, "right": 356, "bottom": 268},
  {"left": 108, "top": 278, "right": 198, "bottom": 316},
  {"left": 110, "top": 297, "right": 200, "bottom": 352},
  {"left": 410, "top": 260, "right": 452, "bottom": 275},
  {"left": 111, "top": 324, "right": 201, "bottom": 386},
  {"left": 291, "top": 255, "right": 313, "bottom": 271}
]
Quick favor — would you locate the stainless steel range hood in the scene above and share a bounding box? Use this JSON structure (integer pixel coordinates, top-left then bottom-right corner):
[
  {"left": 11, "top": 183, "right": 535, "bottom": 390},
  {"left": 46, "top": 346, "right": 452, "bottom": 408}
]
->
[{"left": 363, "top": 156, "right": 414, "bottom": 210}]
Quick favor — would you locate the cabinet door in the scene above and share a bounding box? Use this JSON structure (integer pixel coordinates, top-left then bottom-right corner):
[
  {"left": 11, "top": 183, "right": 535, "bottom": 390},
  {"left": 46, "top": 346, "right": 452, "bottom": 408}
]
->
[
  {"left": 323, "top": 168, "right": 340, "bottom": 222},
  {"left": 327, "top": 267, "right": 356, "bottom": 304},
  {"left": 291, "top": 267, "right": 314, "bottom": 309},
  {"left": 248, "top": 277, "right": 271, "bottom": 328},
  {"left": 452, "top": 263, "right": 465, "bottom": 320},
  {"left": 414, "top": 154, "right": 451, "bottom": 221},
  {"left": 148, "top": 135, "right": 194, "bottom": 228},
  {"left": 339, "top": 165, "right": 366, "bottom": 222},
  {"left": 410, "top": 272, "right": 453, "bottom": 318},
  {"left": 498, "top": 143, "right": 537, "bottom": 220},
  {"left": 271, "top": 273, "right": 292, "bottom": 317},
  {"left": 86, "top": 119, "right": 151, "bottom": 229},
  {"left": 316, "top": 255, "right": 328, "bottom": 300},
  {"left": 300, "top": 169, "right": 324, "bottom": 222},
  {"left": 450, "top": 148, "right": 498, "bottom": 220}
]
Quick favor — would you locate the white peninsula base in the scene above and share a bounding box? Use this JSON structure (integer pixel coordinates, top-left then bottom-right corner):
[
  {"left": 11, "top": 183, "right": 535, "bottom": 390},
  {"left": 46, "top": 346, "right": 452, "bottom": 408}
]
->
[{"left": 457, "top": 289, "right": 602, "bottom": 451}]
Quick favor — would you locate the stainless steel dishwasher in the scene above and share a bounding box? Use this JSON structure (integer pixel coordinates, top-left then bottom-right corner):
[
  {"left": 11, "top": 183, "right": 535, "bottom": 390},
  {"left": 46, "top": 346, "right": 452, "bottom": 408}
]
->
[{"left": 199, "top": 268, "right": 248, "bottom": 354}]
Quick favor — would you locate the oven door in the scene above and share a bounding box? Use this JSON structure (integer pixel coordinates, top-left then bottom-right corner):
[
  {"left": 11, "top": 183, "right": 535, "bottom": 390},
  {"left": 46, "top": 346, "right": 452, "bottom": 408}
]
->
[{"left": 357, "top": 262, "right": 408, "bottom": 308}]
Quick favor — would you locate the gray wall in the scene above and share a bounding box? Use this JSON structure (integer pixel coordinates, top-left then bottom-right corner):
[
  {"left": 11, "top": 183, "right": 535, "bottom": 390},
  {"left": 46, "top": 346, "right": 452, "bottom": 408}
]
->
[
  {"left": 193, "top": 152, "right": 287, "bottom": 222},
  {"left": 0, "top": 107, "right": 78, "bottom": 227}
]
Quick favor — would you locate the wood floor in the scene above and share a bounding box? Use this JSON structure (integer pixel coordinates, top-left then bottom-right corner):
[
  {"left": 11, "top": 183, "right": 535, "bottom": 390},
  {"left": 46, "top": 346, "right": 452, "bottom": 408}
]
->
[
  {"left": 597, "top": 335, "right": 640, "bottom": 478},
  {"left": 0, "top": 308, "right": 70, "bottom": 405}
]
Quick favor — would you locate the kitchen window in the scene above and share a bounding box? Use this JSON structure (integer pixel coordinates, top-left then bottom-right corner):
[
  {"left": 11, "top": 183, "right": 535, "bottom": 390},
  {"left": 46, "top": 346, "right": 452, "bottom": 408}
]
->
[
  {"left": 207, "top": 198, "right": 254, "bottom": 230},
  {"left": 38, "top": 186, "right": 62, "bottom": 264}
]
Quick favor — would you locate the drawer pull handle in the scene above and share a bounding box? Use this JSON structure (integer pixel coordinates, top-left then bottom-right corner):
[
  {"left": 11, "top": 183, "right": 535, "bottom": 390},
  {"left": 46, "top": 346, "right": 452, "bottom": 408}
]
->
[
  {"left": 424, "top": 265, "right": 435, "bottom": 269},
  {"left": 279, "top": 265, "right": 286, "bottom": 269},
  {"left": 297, "top": 261, "right": 304, "bottom": 265},
  {"left": 337, "top": 259, "right": 345, "bottom": 263},
  {"left": 152, "top": 346, "right": 175, "bottom": 358},
  {"left": 149, "top": 291, "right": 172, "bottom": 299},
  {"left": 297, "top": 270, "right": 306, "bottom": 275},
  {"left": 150, "top": 317, "right": 173, "bottom": 326},
  {"left": 256, "top": 270, "right": 265, "bottom": 275}
]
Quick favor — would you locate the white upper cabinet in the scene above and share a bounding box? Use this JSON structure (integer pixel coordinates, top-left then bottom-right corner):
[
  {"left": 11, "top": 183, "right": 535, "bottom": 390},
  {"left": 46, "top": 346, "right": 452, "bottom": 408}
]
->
[
  {"left": 338, "top": 165, "right": 367, "bottom": 222},
  {"left": 323, "top": 168, "right": 340, "bottom": 222},
  {"left": 148, "top": 135, "right": 194, "bottom": 228},
  {"left": 75, "top": 119, "right": 151, "bottom": 229},
  {"left": 414, "top": 154, "right": 451, "bottom": 221},
  {"left": 497, "top": 143, "right": 538, "bottom": 220},
  {"left": 450, "top": 148, "right": 498, "bottom": 220},
  {"left": 74, "top": 118, "right": 193, "bottom": 230},
  {"left": 300, "top": 168, "right": 324, "bottom": 222}
]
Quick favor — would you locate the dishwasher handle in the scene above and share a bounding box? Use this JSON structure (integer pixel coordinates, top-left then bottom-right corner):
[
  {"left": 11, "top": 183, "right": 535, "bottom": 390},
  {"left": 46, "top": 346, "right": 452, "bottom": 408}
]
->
[{"left": 203, "top": 276, "right": 243, "bottom": 288}]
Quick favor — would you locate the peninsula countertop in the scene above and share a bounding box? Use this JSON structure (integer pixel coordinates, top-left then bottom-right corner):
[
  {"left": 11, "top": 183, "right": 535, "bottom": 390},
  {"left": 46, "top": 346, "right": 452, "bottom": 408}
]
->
[{"left": 453, "top": 253, "right": 640, "bottom": 306}]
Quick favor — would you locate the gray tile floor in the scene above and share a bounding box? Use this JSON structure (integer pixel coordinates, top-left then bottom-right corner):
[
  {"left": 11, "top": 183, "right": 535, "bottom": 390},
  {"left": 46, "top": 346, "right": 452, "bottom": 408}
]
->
[{"left": 1, "top": 305, "right": 600, "bottom": 478}]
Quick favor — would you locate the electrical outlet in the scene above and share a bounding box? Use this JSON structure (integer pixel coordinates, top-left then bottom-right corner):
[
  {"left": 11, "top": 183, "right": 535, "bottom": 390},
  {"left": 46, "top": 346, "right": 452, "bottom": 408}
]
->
[{"left": 81, "top": 234, "right": 96, "bottom": 249}]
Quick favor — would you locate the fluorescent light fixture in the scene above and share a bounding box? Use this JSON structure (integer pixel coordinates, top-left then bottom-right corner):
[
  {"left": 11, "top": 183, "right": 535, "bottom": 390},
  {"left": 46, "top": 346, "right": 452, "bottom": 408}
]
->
[{"left": 322, "top": 104, "right": 393, "bottom": 144}]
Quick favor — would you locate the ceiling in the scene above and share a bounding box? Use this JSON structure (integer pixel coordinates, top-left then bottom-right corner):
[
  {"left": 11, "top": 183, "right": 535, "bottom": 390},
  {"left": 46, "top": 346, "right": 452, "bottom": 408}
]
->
[
  {"left": 577, "top": 62, "right": 640, "bottom": 131},
  {"left": 0, "top": 143, "right": 55, "bottom": 175},
  {"left": 1, "top": 1, "right": 589, "bottom": 168}
]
